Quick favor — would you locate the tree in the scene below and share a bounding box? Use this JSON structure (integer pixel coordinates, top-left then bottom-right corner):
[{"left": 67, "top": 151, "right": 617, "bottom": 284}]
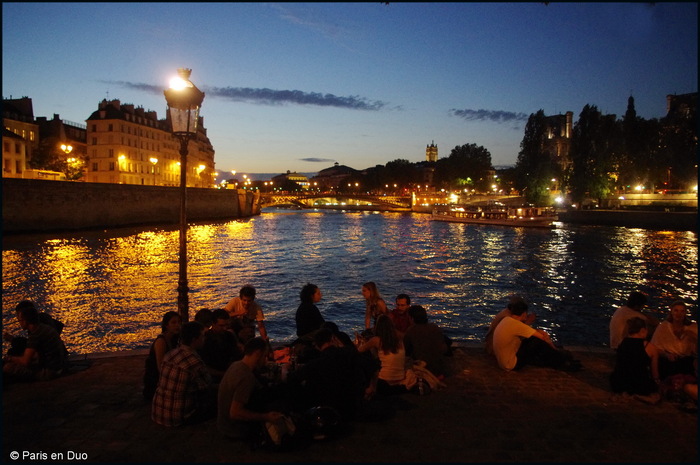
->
[
  {"left": 514, "top": 110, "right": 561, "bottom": 204},
  {"left": 618, "top": 96, "right": 662, "bottom": 191},
  {"left": 569, "top": 105, "right": 621, "bottom": 207},
  {"left": 434, "top": 143, "right": 493, "bottom": 191},
  {"left": 30, "top": 137, "right": 86, "bottom": 180}
]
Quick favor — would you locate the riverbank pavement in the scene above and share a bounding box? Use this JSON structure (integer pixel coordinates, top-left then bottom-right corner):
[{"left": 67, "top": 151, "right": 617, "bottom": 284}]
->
[{"left": 3, "top": 343, "right": 697, "bottom": 463}]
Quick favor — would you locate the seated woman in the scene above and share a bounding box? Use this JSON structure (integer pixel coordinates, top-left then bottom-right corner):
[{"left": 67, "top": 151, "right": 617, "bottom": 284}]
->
[
  {"left": 650, "top": 300, "right": 697, "bottom": 380},
  {"left": 610, "top": 317, "right": 661, "bottom": 404},
  {"left": 358, "top": 314, "right": 414, "bottom": 395},
  {"left": 143, "top": 311, "right": 181, "bottom": 401},
  {"left": 362, "top": 282, "right": 388, "bottom": 332}
]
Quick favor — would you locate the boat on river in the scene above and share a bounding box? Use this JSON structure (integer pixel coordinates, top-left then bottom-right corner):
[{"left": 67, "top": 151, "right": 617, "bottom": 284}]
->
[{"left": 431, "top": 203, "right": 558, "bottom": 228}]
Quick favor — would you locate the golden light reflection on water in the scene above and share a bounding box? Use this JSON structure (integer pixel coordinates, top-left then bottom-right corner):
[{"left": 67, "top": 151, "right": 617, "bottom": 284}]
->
[{"left": 2, "top": 213, "right": 697, "bottom": 354}]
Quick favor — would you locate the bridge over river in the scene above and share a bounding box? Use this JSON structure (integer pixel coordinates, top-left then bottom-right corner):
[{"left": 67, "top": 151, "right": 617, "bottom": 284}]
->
[{"left": 259, "top": 192, "right": 524, "bottom": 212}]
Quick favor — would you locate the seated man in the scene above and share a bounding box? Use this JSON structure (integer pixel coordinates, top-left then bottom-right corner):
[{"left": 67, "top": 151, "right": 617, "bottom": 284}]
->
[
  {"left": 217, "top": 337, "right": 285, "bottom": 441},
  {"left": 609, "top": 291, "right": 659, "bottom": 350},
  {"left": 3, "top": 301, "right": 66, "bottom": 382},
  {"left": 152, "top": 321, "right": 215, "bottom": 427},
  {"left": 224, "top": 285, "right": 268, "bottom": 342},
  {"left": 199, "top": 309, "right": 243, "bottom": 382},
  {"left": 404, "top": 305, "right": 450, "bottom": 377},
  {"left": 388, "top": 294, "right": 413, "bottom": 336},
  {"left": 484, "top": 295, "right": 536, "bottom": 355},
  {"left": 492, "top": 296, "right": 581, "bottom": 372}
]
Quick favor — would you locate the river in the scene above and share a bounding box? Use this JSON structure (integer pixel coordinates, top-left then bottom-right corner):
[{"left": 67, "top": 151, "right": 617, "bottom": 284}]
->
[{"left": 2, "top": 209, "right": 697, "bottom": 355}]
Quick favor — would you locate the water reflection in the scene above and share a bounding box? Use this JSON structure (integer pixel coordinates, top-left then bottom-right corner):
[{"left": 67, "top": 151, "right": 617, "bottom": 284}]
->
[{"left": 2, "top": 210, "right": 697, "bottom": 355}]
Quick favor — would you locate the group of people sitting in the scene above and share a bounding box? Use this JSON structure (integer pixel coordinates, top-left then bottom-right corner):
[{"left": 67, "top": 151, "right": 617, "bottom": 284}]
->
[
  {"left": 142, "top": 282, "right": 455, "bottom": 446},
  {"left": 608, "top": 291, "right": 697, "bottom": 410},
  {"left": 4, "top": 285, "right": 696, "bottom": 446}
]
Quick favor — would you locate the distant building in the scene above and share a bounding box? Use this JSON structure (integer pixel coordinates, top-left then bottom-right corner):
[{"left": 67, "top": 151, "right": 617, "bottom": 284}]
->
[
  {"left": 665, "top": 92, "right": 697, "bottom": 122},
  {"left": 311, "top": 162, "right": 358, "bottom": 190},
  {"left": 426, "top": 140, "right": 438, "bottom": 163},
  {"left": 85, "top": 99, "right": 215, "bottom": 187},
  {"left": 271, "top": 170, "right": 310, "bottom": 188},
  {"left": 2, "top": 128, "right": 28, "bottom": 178},
  {"left": 2, "top": 97, "right": 38, "bottom": 178},
  {"left": 543, "top": 111, "right": 573, "bottom": 173}
]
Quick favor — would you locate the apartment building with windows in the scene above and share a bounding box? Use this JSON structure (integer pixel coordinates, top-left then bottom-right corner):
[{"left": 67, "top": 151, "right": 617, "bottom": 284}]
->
[
  {"left": 85, "top": 99, "right": 215, "bottom": 187},
  {"left": 2, "top": 97, "right": 38, "bottom": 178}
]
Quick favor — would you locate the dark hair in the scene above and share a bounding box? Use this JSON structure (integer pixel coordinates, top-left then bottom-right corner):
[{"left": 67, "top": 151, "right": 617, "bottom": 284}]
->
[
  {"left": 240, "top": 285, "right": 256, "bottom": 299},
  {"left": 626, "top": 316, "right": 647, "bottom": 335},
  {"left": 15, "top": 300, "right": 36, "bottom": 312},
  {"left": 313, "top": 328, "right": 334, "bottom": 348},
  {"left": 507, "top": 295, "right": 528, "bottom": 316},
  {"left": 375, "top": 314, "right": 399, "bottom": 354},
  {"left": 408, "top": 305, "right": 428, "bottom": 324},
  {"left": 16, "top": 302, "right": 39, "bottom": 325},
  {"left": 161, "top": 311, "right": 181, "bottom": 332},
  {"left": 180, "top": 321, "right": 205, "bottom": 345},
  {"left": 396, "top": 294, "right": 411, "bottom": 305},
  {"left": 211, "top": 308, "right": 230, "bottom": 322},
  {"left": 626, "top": 291, "right": 647, "bottom": 309},
  {"left": 244, "top": 337, "right": 269, "bottom": 356},
  {"left": 194, "top": 308, "right": 214, "bottom": 327},
  {"left": 321, "top": 321, "right": 339, "bottom": 333},
  {"left": 300, "top": 283, "right": 319, "bottom": 303}
]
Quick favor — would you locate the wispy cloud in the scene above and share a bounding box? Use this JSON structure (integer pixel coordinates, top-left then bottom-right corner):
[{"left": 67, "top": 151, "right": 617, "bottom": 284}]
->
[
  {"left": 102, "top": 80, "right": 388, "bottom": 111},
  {"left": 449, "top": 108, "right": 529, "bottom": 124},
  {"left": 103, "top": 80, "right": 161, "bottom": 95},
  {"left": 207, "top": 86, "right": 387, "bottom": 110},
  {"left": 299, "top": 157, "right": 335, "bottom": 163}
]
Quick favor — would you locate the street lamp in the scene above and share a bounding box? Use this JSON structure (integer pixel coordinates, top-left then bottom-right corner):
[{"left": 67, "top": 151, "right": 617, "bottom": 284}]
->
[
  {"left": 164, "top": 68, "right": 205, "bottom": 322},
  {"left": 149, "top": 157, "right": 158, "bottom": 185}
]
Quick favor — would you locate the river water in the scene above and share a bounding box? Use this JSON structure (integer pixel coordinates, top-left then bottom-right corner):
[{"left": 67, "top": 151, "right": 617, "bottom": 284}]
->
[{"left": 2, "top": 209, "right": 697, "bottom": 355}]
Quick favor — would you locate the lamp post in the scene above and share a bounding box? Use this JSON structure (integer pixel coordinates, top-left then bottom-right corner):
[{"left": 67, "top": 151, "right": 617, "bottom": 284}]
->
[
  {"left": 149, "top": 157, "right": 158, "bottom": 185},
  {"left": 164, "top": 68, "right": 205, "bottom": 322}
]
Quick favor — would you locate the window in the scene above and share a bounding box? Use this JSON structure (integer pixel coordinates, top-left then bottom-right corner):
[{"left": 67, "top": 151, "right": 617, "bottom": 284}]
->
[
  {"left": 92, "top": 137, "right": 97, "bottom": 145},
  {"left": 3, "top": 142, "right": 9, "bottom": 153},
  {"left": 109, "top": 162, "right": 115, "bottom": 171},
  {"left": 15, "top": 143, "right": 21, "bottom": 154},
  {"left": 92, "top": 162, "right": 98, "bottom": 172},
  {"left": 108, "top": 124, "right": 113, "bottom": 131},
  {"left": 92, "top": 124, "right": 97, "bottom": 132},
  {"left": 108, "top": 149, "right": 114, "bottom": 158}
]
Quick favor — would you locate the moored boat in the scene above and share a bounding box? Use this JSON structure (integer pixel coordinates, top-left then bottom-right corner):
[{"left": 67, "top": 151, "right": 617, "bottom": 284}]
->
[{"left": 431, "top": 203, "right": 557, "bottom": 228}]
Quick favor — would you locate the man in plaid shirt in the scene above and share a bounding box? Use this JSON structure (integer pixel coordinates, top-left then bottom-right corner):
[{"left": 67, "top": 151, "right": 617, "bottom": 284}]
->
[{"left": 152, "top": 321, "right": 214, "bottom": 426}]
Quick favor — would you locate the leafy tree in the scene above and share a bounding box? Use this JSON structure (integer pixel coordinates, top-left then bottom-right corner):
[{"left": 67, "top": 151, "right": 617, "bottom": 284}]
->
[
  {"left": 30, "top": 137, "right": 86, "bottom": 180},
  {"left": 618, "top": 96, "right": 662, "bottom": 191},
  {"left": 514, "top": 110, "right": 561, "bottom": 204},
  {"left": 434, "top": 143, "right": 493, "bottom": 191},
  {"left": 569, "top": 105, "right": 621, "bottom": 206}
]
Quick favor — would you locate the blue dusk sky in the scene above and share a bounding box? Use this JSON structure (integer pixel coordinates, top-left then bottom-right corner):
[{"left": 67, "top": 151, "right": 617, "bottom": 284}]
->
[{"left": 3, "top": 2, "right": 697, "bottom": 178}]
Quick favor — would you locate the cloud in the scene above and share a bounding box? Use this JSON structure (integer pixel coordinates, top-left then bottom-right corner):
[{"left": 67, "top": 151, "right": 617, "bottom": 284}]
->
[
  {"left": 449, "top": 108, "right": 529, "bottom": 124},
  {"left": 207, "top": 86, "right": 387, "bottom": 110},
  {"left": 103, "top": 80, "right": 161, "bottom": 95},
  {"left": 102, "top": 80, "right": 387, "bottom": 111},
  {"left": 299, "top": 157, "right": 335, "bottom": 163}
]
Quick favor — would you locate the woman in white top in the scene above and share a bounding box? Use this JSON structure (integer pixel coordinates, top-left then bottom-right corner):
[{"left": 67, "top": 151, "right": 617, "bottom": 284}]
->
[
  {"left": 651, "top": 300, "right": 697, "bottom": 379},
  {"left": 358, "top": 314, "right": 410, "bottom": 394}
]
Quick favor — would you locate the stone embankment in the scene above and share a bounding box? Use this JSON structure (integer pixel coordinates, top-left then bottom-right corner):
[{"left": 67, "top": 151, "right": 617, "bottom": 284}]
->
[{"left": 2, "top": 178, "right": 261, "bottom": 234}]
